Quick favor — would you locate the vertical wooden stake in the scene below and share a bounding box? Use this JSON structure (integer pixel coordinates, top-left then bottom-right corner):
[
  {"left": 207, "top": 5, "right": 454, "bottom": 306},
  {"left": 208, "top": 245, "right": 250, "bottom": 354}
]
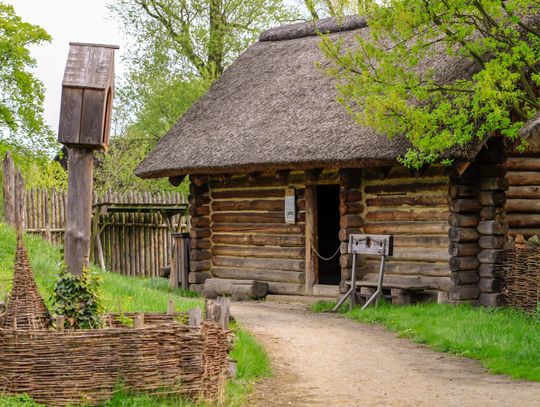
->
[
  {"left": 64, "top": 147, "right": 94, "bottom": 275},
  {"left": 167, "top": 299, "right": 175, "bottom": 315},
  {"left": 217, "top": 296, "right": 230, "bottom": 329},
  {"left": 305, "top": 185, "right": 318, "bottom": 294},
  {"left": 188, "top": 308, "right": 202, "bottom": 326},
  {"left": 56, "top": 315, "right": 65, "bottom": 333},
  {"left": 3, "top": 152, "right": 15, "bottom": 227},
  {"left": 133, "top": 313, "right": 145, "bottom": 329}
]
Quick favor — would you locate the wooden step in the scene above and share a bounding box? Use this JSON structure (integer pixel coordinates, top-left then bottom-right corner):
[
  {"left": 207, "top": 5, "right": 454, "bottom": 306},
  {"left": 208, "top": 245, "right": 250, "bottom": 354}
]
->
[{"left": 345, "top": 280, "right": 427, "bottom": 291}]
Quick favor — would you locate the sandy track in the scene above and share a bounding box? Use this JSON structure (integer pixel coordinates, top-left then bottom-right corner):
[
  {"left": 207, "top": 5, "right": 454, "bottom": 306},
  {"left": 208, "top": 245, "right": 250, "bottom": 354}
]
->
[{"left": 231, "top": 301, "right": 540, "bottom": 407}]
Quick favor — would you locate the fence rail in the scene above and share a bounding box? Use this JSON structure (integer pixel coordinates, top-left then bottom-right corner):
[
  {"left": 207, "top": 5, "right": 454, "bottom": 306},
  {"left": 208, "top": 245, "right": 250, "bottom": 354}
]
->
[
  {"left": 4, "top": 158, "right": 187, "bottom": 277},
  {"left": 23, "top": 188, "right": 187, "bottom": 277}
]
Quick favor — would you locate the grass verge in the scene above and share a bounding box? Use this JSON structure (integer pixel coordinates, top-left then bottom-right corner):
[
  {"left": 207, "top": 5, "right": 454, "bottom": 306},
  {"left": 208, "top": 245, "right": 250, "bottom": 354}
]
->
[
  {"left": 313, "top": 300, "right": 540, "bottom": 381},
  {"left": 0, "top": 224, "right": 271, "bottom": 406}
]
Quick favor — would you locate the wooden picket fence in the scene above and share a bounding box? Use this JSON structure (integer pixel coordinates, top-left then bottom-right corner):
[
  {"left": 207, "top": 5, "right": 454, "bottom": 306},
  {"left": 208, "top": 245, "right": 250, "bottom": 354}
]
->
[{"left": 23, "top": 188, "right": 187, "bottom": 277}]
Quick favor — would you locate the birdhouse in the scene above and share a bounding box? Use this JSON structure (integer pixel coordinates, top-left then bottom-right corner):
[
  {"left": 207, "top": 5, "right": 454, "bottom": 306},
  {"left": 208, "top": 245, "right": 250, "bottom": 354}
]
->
[{"left": 58, "top": 43, "right": 118, "bottom": 150}]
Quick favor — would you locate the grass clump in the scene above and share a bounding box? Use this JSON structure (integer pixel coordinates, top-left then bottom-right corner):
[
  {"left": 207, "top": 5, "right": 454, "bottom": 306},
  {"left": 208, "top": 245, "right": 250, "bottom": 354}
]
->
[{"left": 313, "top": 300, "right": 540, "bottom": 381}]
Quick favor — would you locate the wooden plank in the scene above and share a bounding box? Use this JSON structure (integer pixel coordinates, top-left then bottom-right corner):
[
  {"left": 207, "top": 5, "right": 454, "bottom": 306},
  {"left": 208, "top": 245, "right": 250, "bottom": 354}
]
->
[
  {"left": 211, "top": 188, "right": 286, "bottom": 200},
  {"left": 212, "top": 245, "right": 305, "bottom": 259},
  {"left": 212, "top": 267, "right": 305, "bottom": 283},
  {"left": 211, "top": 211, "right": 305, "bottom": 224},
  {"left": 305, "top": 186, "right": 317, "bottom": 295},
  {"left": 506, "top": 185, "right": 540, "bottom": 199},
  {"left": 506, "top": 156, "right": 540, "bottom": 171},
  {"left": 212, "top": 233, "right": 305, "bottom": 247},
  {"left": 212, "top": 199, "right": 285, "bottom": 212},
  {"left": 506, "top": 171, "right": 540, "bottom": 186},
  {"left": 358, "top": 273, "right": 452, "bottom": 290},
  {"left": 365, "top": 195, "right": 448, "bottom": 207},
  {"left": 58, "top": 88, "right": 83, "bottom": 144},
  {"left": 213, "top": 255, "right": 304, "bottom": 272},
  {"left": 366, "top": 209, "right": 448, "bottom": 222},
  {"left": 364, "top": 181, "right": 448, "bottom": 194},
  {"left": 507, "top": 214, "right": 540, "bottom": 227},
  {"left": 361, "top": 260, "right": 450, "bottom": 277},
  {"left": 363, "top": 222, "right": 448, "bottom": 235},
  {"left": 213, "top": 223, "right": 305, "bottom": 234},
  {"left": 79, "top": 89, "right": 105, "bottom": 146},
  {"left": 505, "top": 199, "right": 540, "bottom": 213}
]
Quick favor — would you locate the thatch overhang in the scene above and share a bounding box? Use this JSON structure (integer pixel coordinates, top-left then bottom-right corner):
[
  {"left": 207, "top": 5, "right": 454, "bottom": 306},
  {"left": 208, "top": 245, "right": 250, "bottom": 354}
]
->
[{"left": 136, "top": 16, "right": 484, "bottom": 179}]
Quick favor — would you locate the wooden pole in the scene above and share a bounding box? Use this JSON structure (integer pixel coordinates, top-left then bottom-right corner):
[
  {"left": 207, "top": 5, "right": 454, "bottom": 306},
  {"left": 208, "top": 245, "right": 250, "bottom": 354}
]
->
[
  {"left": 3, "top": 152, "right": 15, "bottom": 227},
  {"left": 305, "top": 185, "right": 318, "bottom": 294},
  {"left": 64, "top": 147, "right": 94, "bottom": 275}
]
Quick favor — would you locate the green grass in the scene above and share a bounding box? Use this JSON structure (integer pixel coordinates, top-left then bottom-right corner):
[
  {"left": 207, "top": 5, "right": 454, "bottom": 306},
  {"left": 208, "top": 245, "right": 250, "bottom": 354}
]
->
[
  {"left": 0, "top": 224, "right": 271, "bottom": 406},
  {"left": 313, "top": 300, "right": 540, "bottom": 381}
]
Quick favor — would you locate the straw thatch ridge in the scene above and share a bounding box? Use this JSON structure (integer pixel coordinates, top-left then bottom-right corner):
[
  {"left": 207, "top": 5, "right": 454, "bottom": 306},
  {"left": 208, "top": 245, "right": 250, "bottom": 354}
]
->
[
  {"left": 3, "top": 237, "right": 50, "bottom": 330},
  {"left": 136, "top": 16, "right": 482, "bottom": 179},
  {"left": 260, "top": 15, "right": 367, "bottom": 41}
]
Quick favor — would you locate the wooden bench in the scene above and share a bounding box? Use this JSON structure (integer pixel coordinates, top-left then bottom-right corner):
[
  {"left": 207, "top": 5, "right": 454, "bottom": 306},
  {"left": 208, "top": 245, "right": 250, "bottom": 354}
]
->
[{"left": 345, "top": 280, "right": 428, "bottom": 305}]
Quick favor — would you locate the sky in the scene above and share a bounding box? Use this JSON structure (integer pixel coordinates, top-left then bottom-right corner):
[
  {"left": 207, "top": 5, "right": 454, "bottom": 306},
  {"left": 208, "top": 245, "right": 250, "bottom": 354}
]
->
[{"left": 10, "top": 0, "right": 126, "bottom": 132}]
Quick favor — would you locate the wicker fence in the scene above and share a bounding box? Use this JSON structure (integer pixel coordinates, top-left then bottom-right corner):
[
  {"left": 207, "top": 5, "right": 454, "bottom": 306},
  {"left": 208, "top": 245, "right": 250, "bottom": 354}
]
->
[{"left": 502, "top": 245, "right": 540, "bottom": 312}]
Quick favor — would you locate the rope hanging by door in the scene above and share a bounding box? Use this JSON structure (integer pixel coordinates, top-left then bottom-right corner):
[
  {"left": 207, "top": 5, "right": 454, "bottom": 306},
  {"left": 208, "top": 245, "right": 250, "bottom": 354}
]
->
[{"left": 310, "top": 237, "right": 341, "bottom": 261}]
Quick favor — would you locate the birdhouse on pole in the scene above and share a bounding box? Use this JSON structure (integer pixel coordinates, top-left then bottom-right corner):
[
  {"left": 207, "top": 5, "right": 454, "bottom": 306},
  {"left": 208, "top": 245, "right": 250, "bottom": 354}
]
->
[
  {"left": 58, "top": 43, "right": 118, "bottom": 276},
  {"left": 58, "top": 43, "right": 118, "bottom": 150}
]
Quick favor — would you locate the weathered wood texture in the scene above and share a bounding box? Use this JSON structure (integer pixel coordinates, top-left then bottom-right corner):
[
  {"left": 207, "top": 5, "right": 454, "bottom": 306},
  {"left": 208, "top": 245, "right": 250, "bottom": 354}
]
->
[
  {"left": 360, "top": 166, "right": 451, "bottom": 293},
  {"left": 505, "top": 154, "right": 540, "bottom": 237},
  {"left": 475, "top": 139, "right": 508, "bottom": 306},
  {"left": 202, "top": 172, "right": 307, "bottom": 295},
  {"left": 21, "top": 187, "right": 185, "bottom": 277},
  {"left": 447, "top": 163, "right": 481, "bottom": 304}
]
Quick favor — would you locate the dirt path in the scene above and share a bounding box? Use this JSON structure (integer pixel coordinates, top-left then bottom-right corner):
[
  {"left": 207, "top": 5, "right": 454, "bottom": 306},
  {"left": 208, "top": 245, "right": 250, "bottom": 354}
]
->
[{"left": 231, "top": 301, "right": 540, "bottom": 407}]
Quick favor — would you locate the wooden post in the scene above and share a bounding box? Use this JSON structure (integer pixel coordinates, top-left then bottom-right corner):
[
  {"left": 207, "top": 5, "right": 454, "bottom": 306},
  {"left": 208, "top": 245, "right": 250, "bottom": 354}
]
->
[
  {"left": 56, "top": 315, "right": 65, "bottom": 333},
  {"left": 305, "top": 185, "right": 318, "bottom": 294},
  {"left": 64, "top": 148, "right": 94, "bottom": 275},
  {"left": 14, "top": 169, "right": 26, "bottom": 235},
  {"left": 167, "top": 299, "right": 175, "bottom": 315},
  {"left": 188, "top": 307, "right": 202, "bottom": 326},
  {"left": 133, "top": 313, "right": 145, "bottom": 329},
  {"left": 3, "top": 152, "right": 15, "bottom": 227}
]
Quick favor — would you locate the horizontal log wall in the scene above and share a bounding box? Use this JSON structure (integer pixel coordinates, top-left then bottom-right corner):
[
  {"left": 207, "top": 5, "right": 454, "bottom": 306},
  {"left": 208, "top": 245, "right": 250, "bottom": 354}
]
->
[
  {"left": 360, "top": 166, "right": 451, "bottom": 292},
  {"left": 202, "top": 171, "right": 314, "bottom": 295},
  {"left": 505, "top": 154, "right": 540, "bottom": 237}
]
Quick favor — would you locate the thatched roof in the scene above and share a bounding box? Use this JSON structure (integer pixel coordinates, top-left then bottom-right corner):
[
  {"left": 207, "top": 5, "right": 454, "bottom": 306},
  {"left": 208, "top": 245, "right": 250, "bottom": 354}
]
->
[{"left": 137, "top": 16, "right": 482, "bottom": 178}]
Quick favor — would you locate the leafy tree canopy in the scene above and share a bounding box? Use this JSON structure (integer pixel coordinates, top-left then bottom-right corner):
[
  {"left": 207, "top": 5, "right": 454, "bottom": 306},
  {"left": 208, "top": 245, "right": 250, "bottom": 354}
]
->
[
  {"left": 303, "top": 0, "right": 375, "bottom": 19},
  {"left": 97, "top": 0, "right": 299, "bottom": 193},
  {"left": 0, "top": 3, "right": 53, "bottom": 151},
  {"left": 321, "top": 0, "right": 540, "bottom": 168}
]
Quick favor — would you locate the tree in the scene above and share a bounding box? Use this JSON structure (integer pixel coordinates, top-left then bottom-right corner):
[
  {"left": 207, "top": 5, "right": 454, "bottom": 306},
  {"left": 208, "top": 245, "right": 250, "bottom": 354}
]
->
[
  {"left": 302, "top": 0, "right": 375, "bottom": 19},
  {"left": 97, "top": 0, "right": 298, "bottom": 193},
  {"left": 320, "top": 0, "right": 540, "bottom": 168},
  {"left": 0, "top": 3, "right": 52, "bottom": 149}
]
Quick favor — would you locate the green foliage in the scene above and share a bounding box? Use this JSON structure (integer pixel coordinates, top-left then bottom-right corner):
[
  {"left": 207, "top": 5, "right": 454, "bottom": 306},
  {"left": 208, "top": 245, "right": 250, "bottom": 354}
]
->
[
  {"left": 51, "top": 266, "right": 103, "bottom": 329},
  {"left": 321, "top": 0, "right": 540, "bottom": 168},
  {"left": 313, "top": 301, "right": 540, "bottom": 381},
  {"left": 96, "top": 0, "right": 299, "bottom": 193},
  {"left": 302, "top": 0, "right": 375, "bottom": 19},
  {"left": 0, "top": 3, "right": 54, "bottom": 153}
]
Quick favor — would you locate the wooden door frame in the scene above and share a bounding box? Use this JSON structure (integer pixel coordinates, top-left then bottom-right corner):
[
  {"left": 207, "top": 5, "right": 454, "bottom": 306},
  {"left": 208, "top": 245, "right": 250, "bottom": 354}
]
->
[{"left": 305, "top": 185, "right": 318, "bottom": 294}]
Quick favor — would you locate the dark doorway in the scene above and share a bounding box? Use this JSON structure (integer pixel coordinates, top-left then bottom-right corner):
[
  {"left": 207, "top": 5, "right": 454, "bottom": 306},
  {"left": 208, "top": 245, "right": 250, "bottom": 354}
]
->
[{"left": 316, "top": 185, "right": 341, "bottom": 285}]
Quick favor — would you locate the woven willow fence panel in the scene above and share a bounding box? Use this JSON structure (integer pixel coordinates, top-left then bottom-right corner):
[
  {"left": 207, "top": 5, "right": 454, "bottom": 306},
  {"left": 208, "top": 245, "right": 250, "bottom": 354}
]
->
[
  {"left": 502, "top": 246, "right": 540, "bottom": 312},
  {"left": 0, "top": 321, "right": 230, "bottom": 406}
]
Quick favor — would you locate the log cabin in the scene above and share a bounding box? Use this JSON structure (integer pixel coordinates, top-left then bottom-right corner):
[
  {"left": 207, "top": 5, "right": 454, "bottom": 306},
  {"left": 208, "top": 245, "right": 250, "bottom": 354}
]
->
[{"left": 136, "top": 16, "right": 540, "bottom": 306}]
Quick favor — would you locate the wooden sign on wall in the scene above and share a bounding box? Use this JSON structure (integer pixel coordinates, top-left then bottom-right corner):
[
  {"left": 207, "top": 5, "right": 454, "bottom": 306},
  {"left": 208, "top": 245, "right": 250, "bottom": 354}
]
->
[{"left": 285, "top": 187, "right": 296, "bottom": 224}]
